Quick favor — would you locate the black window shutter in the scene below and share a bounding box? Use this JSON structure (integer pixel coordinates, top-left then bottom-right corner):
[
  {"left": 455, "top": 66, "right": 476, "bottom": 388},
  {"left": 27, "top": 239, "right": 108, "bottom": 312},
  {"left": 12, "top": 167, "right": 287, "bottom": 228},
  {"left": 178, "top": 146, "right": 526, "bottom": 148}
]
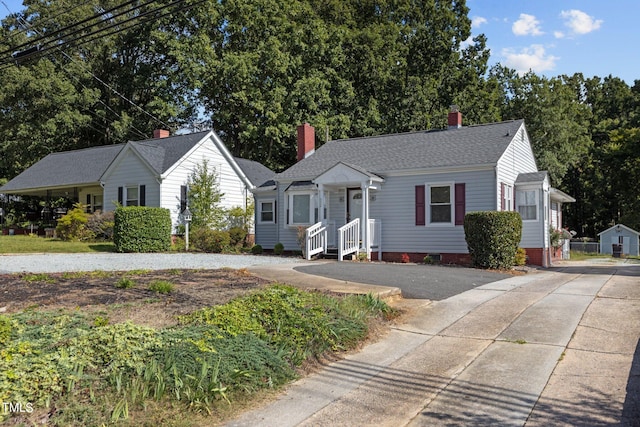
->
[
  {"left": 118, "top": 187, "right": 123, "bottom": 205},
  {"left": 274, "top": 201, "right": 277, "bottom": 224},
  {"left": 86, "top": 194, "right": 92, "bottom": 213},
  {"left": 455, "top": 183, "right": 466, "bottom": 226},
  {"left": 180, "top": 185, "right": 187, "bottom": 211},
  {"left": 139, "top": 185, "right": 146, "bottom": 206}
]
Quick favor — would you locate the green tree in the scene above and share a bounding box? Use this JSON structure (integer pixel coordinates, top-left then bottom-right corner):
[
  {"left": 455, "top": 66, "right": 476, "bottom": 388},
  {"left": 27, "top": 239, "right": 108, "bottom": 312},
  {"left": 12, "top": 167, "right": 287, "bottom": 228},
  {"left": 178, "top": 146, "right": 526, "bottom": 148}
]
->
[
  {"left": 188, "top": 159, "right": 225, "bottom": 230},
  {"left": 491, "top": 67, "right": 592, "bottom": 186}
]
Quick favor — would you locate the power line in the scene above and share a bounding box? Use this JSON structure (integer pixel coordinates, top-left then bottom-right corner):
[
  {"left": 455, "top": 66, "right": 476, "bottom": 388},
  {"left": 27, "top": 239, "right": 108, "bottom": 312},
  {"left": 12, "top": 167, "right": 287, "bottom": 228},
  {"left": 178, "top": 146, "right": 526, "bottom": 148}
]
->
[
  {"left": 0, "top": 0, "right": 163, "bottom": 63},
  {"left": 0, "top": 1, "right": 204, "bottom": 134},
  {"left": 0, "top": 0, "right": 95, "bottom": 48}
]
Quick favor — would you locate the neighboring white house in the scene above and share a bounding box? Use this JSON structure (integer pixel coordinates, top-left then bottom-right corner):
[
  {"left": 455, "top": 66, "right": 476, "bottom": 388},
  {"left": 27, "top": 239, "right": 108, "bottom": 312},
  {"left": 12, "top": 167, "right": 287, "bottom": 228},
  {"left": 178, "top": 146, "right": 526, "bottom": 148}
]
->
[
  {"left": 598, "top": 224, "right": 640, "bottom": 256},
  {"left": 252, "top": 112, "right": 575, "bottom": 267},
  {"left": 0, "top": 130, "right": 274, "bottom": 233}
]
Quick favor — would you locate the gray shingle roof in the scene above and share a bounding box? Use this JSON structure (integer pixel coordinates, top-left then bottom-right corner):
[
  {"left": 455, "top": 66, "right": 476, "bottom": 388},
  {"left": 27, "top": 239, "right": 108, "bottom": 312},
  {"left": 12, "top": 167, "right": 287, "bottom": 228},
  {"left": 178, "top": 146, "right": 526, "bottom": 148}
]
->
[
  {"left": 234, "top": 157, "right": 275, "bottom": 187},
  {"left": 515, "top": 171, "right": 548, "bottom": 183},
  {"left": 0, "top": 144, "right": 125, "bottom": 192},
  {"left": 277, "top": 120, "right": 525, "bottom": 180},
  {"left": 130, "top": 131, "right": 211, "bottom": 174}
]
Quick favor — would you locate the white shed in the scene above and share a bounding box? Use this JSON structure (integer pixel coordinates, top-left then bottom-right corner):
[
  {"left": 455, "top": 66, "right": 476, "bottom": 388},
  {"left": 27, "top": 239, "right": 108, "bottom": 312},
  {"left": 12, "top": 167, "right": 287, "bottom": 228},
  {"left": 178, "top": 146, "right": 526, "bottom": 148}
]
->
[{"left": 598, "top": 224, "right": 640, "bottom": 256}]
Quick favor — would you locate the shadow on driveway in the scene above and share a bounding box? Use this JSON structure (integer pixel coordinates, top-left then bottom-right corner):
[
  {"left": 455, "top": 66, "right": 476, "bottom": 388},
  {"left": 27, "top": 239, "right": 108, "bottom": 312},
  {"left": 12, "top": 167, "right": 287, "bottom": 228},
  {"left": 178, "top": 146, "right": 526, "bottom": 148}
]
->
[{"left": 294, "top": 263, "right": 510, "bottom": 300}]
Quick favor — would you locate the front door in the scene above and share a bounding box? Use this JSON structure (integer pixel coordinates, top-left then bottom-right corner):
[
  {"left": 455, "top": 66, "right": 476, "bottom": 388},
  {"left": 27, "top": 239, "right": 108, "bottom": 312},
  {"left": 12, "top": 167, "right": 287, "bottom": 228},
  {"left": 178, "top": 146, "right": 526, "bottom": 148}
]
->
[{"left": 347, "top": 188, "right": 364, "bottom": 225}]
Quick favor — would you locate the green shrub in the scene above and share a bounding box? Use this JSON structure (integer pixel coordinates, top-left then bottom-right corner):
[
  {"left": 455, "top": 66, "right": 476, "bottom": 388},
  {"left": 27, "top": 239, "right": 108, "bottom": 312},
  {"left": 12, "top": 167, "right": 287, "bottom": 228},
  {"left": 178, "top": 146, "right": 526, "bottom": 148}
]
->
[
  {"left": 515, "top": 247, "right": 527, "bottom": 266},
  {"left": 191, "top": 228, "right": 231, "bottom": 253},
  {"left": 149, "top": 280, "right": 174, "bottom": 294},
  {"left": 274, "top": 242, "right": 284, "bottom": 255},
  {"left": 113, "top": 207, "right": 171, "bottom": 253},
  {"left": 86, "top": 210, "right": 115, "bottom": 240},
  {"left": 464, "top": 211, "right": 522, "bottom": 269},
  {"left": 56, "top": 203, "right": 94, "bottom": 241},
  {"left": 251, "top": 244, "right": 263, "bottom": 254},
  {"left": 229, "top": 226, "right": 248, "bottom": 247}
]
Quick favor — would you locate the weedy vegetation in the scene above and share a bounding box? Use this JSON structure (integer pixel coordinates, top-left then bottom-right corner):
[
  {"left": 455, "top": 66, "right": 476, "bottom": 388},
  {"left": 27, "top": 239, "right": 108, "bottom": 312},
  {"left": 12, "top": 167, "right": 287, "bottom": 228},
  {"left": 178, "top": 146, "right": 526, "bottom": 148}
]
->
[{"left": 0, "top": 284, "right": 395, "bottom": 425}]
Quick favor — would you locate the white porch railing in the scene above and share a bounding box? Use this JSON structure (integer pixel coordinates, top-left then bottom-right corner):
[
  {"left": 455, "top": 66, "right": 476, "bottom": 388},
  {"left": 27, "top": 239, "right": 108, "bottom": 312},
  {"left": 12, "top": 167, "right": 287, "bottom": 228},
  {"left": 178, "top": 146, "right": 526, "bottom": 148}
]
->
[
  {"left": 305, "top": 222, "right": 327, "bottom": 260},
  {"left": 338, "top": 218, "right": 360, "bottom": 261},
  {"left": 368, "top": 218, "right": 381, "bottom": 260}
]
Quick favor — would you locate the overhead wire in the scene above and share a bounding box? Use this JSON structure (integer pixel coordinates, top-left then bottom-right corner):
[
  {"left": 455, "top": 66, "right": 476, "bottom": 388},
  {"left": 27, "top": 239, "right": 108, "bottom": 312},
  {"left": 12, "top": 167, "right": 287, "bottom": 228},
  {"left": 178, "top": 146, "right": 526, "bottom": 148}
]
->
[
  {"left": 0, "top": 0, "right": 95, "bottom": 49},
  {"left": 0, "top": 0, "right": 207, "bottom": 133},
  {"left": 0, "top": 0, "right": 168, "bottom": 65}
]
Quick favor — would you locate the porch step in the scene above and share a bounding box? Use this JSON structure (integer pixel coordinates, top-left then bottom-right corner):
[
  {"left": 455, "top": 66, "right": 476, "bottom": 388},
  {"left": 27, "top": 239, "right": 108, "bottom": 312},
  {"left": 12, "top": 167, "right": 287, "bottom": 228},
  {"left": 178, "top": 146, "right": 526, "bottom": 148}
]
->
[{"left": 321, "top": 247, "right": 354, "bottom": 261}]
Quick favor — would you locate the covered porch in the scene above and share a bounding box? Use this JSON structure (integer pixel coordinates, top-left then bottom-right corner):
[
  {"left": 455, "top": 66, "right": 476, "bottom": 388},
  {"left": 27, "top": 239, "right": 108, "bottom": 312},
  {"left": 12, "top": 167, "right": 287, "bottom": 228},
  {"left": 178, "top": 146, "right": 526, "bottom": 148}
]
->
[{"left": 302, "top": 162, "right": 384, "bottom": 261}]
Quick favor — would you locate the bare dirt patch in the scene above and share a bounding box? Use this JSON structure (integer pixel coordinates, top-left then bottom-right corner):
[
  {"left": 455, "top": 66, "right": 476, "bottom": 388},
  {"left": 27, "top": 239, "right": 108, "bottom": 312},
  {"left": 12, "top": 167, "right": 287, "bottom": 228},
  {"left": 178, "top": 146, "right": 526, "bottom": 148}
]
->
[{"left": 0, "top": 268, "right": 269, "bottom": 328}]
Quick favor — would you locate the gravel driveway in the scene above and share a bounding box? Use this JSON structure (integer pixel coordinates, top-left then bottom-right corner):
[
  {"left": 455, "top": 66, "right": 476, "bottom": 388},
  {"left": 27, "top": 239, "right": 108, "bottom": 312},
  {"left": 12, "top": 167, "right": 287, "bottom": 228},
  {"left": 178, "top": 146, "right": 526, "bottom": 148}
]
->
[{"left": 0, "top": 253, "right": 303, "bottom": 274}]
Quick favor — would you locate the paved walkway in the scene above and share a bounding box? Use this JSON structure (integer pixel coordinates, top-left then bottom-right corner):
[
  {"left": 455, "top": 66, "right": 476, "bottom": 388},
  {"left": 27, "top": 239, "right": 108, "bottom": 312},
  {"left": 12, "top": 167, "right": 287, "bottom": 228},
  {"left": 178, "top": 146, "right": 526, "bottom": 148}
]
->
[{"left": 231, "top": 261, "right": 640, "bottom": 426}]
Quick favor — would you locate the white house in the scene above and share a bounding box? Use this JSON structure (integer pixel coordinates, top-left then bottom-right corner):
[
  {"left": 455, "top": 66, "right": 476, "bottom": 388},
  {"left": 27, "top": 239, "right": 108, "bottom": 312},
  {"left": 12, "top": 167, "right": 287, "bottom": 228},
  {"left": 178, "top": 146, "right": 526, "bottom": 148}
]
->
[
  {"left": 0, "top": 130, "right": 274, "bottom": 233},
  {"left": 598, "top": 224, "right": 640, "bottom": 256},
  {"left": 252, "top": 112, "right": 575, "bottom": 267}
]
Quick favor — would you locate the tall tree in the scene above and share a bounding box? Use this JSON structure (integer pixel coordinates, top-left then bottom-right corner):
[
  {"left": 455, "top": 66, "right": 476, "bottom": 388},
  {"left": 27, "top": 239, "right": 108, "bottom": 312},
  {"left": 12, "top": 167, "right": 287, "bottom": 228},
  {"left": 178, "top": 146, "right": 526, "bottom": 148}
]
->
[{"left": 491, "top": 67, "right": 592, "bottom": 187}]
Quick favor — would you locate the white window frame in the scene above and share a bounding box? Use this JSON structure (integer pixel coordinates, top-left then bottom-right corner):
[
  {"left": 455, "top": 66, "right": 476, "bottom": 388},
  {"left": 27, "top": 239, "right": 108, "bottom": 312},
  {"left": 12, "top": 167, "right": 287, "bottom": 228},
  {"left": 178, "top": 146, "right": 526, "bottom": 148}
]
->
[
  {"left": 503, "top": 184, "right": 514, "bottom": 211},
  {"left": 517, "top": 189, "right": 538, "bottom": 221},
  {"left": 287, "top": 192, "right": 317, "bottom": 226},
  {"left": 427, "top": 183, "right": 454, "bottom": 227},
  {"left": 125, "top": 186, "right": 139, "bottom": 207},
  {"left": 258, "top": 199, "right": 276, "bottom": 224}
]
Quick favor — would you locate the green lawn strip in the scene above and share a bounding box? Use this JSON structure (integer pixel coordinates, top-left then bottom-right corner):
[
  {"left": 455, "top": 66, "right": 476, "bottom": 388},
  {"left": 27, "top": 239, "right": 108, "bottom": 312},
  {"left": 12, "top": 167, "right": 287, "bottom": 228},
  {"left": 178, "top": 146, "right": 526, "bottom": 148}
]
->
[
  {"left": 0, "top": 235, "right": 115, "bottom": 254},
  {"left": 0, "top": 285, "right": 395, "bottom": 425}
]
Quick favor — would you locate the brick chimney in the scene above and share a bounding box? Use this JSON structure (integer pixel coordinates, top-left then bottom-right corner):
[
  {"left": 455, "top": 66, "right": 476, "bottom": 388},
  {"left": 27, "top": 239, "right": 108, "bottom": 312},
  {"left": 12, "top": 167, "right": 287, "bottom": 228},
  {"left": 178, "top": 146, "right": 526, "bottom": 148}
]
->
[
  {"left": 297, "top": 123, "right": 315, "bottom": 161},
  {"left": 153, "top": 129, "right": 170, "bottom": 139},
  {"left": 448, "top": 105, "right": 462, "bottom": 130}
]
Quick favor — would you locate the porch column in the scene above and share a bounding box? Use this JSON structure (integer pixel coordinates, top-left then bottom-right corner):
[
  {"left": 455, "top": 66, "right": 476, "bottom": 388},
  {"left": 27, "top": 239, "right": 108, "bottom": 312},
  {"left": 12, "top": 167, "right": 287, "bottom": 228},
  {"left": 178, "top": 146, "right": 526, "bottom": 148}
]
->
[
  {"left": 361, "top": 182, "right": 370, "bottom": 259},
  {"left": 317, "top": 183, "right": 325, "bottom": 223}
]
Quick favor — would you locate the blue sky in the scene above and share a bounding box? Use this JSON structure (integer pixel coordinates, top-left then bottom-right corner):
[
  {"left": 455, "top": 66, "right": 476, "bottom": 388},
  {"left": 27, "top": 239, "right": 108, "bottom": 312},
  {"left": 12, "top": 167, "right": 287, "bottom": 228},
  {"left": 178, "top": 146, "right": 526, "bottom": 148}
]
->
[
  {"left": 466, "top": 0, "right": 638, "bottom": 84},
  {"left": 1, "top": 0, "right": 637, "bottom": 84}
]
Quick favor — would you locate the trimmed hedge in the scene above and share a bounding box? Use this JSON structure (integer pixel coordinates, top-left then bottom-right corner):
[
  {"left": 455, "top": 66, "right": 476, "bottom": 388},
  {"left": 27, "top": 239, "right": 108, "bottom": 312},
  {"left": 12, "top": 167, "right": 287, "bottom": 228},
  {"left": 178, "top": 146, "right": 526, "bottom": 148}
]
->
[
  {"left": 464, "top": 211, "right": 522, "bottom": 269},
  {"left": 113, "top": 207, "right": 171, "bottom": 253}
]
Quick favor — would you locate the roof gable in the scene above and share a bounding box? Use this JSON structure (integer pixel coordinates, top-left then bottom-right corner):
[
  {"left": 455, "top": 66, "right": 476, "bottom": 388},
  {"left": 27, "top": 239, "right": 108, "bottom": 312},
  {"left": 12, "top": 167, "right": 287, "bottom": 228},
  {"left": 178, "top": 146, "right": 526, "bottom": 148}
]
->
[
  {"left": 277, "top": 120, "right": 525, "bottom": 180},
  {"left": 314, "top": 162, "right": 384, "bottom": 186},
  {"left": 131, "top": 131, "right": 211, "bottom": 175},
  {"left": 598, "top": 224, "right": 640, "bottom": 236}
]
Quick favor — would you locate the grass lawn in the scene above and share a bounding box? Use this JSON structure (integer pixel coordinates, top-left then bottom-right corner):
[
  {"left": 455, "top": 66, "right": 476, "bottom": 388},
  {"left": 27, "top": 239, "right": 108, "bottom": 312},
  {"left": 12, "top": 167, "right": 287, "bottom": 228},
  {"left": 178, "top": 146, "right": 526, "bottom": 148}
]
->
[{"left": 0, "top": 235, "right": 115, "bottom": 253}]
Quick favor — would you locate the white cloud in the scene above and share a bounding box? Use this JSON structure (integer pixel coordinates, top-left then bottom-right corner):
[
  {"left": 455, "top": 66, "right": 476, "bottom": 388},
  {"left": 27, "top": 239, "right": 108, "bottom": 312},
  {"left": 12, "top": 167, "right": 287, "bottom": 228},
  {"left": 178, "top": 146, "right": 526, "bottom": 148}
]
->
[
  {"left": 472, "top": 16, "right": 488, "bottom": 28},
  {"left": 560, "top": 9, "right": 603, "bottom": 35},
  {"left": 512, "top": 13, "right": 544, "bottom": 36},
  {"left": 554, "top": 31, "right": 565, "bottom": 39},
  {"left": 502, "top": 45, "right": 559, "bottom": 75}
]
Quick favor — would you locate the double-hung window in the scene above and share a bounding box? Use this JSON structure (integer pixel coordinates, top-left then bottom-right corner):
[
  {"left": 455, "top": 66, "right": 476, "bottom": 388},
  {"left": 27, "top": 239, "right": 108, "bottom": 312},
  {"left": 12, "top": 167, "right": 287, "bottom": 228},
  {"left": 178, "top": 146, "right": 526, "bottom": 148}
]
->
[
  {"left": 126, "top": 186, "right": 139, "bottom": 206},
  {"left": 428, "top": 184, "right": 454, "bottom": 225},
  {"left": 517, "top": 190, "right": 538, "bottom": 221},
  {"left": 258, "top": 200, "right": 275, "bottom": 224},
  {"left": 286, "top": 192, "right": 317, "bottom": 226},
  {"left": 117, "top": 185, "right": 146, "bottom": 207}
]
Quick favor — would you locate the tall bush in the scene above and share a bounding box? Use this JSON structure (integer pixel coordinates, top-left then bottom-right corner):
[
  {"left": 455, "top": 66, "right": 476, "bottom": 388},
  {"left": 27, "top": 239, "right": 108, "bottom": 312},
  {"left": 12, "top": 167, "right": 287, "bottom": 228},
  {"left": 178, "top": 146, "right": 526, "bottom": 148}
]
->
[
  {"left": 113, "top": 207, "right": 171, "bottom": 252},
  {"left": 55, "top": 203, "right": 94, "bottom": 241},
  {"left": 191, "top": 227, "right": 231, "bottom": 253},
  {"left": 464, "top": 211, "right": 522, "bottom": 269},
  {"left": 188, "top": 159, "right": 226, "bottom": 229}
]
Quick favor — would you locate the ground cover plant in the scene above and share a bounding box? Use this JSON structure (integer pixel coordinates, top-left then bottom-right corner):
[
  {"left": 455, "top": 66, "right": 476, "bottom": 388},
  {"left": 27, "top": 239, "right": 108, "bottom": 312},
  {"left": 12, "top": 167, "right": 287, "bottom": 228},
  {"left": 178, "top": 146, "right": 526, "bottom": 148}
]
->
[{"left": 0, "top": 269, "right": 395, "bottom": 425}]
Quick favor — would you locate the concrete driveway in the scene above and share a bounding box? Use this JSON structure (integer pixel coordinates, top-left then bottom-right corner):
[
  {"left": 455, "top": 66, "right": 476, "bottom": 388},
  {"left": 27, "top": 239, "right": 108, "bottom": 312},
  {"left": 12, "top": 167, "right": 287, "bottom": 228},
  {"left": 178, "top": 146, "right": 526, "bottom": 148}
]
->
[{"left": 229, "top": 260, "right": 640, "bottom": 426}]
